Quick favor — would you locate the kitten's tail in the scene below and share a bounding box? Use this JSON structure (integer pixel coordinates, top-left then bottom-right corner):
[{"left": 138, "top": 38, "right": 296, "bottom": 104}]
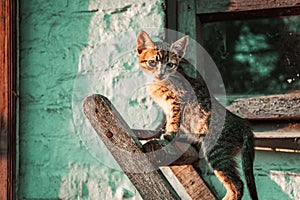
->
[{"left": 241, "top": 133, "right": 258, "bottom": 200}]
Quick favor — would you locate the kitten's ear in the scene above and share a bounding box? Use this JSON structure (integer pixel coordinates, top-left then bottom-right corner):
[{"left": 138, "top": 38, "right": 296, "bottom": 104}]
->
[
  {"left": 170, "top": 36, "right": 189, "bottom": 58},
  {"left": 136, "top": 31, "right": 155, "bottom": 55}
]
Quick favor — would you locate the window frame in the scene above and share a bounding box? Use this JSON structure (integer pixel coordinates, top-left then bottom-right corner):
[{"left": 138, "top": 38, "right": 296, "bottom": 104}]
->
[
  {"left": 0, "top": 0, "right": 17, "bottom": 199},
  {"left": 166, "top": 0, "right": 300, "bottom": 151}
]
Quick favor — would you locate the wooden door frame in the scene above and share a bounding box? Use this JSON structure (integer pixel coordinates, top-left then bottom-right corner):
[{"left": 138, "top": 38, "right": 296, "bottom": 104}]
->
[{"left": 0, "top": 0, "right": 17, "bottom": 199}]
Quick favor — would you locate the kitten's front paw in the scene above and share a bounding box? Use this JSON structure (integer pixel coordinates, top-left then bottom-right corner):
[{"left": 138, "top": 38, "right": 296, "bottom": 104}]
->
[{"left": 160, "top": 131, "right": 177, "bottom": 141}]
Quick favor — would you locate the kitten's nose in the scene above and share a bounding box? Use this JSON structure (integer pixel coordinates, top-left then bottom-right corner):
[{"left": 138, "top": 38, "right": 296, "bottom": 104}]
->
[{"left": 155, "top": 74, "right": 163, "bottom": 80}]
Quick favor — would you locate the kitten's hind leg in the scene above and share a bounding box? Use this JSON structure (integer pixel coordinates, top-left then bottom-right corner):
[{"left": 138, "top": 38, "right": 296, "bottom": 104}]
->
[
  {"left": 207, "top": 148, "right": 244, "bottom": 200},
  {"left": 214, "top": 170, "right": 243, "bottom": 200}
]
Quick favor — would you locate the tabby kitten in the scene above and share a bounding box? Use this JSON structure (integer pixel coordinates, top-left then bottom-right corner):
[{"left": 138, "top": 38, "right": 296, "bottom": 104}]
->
[{"left": 136, "top": 31, "right": 258, "bottom": 200}]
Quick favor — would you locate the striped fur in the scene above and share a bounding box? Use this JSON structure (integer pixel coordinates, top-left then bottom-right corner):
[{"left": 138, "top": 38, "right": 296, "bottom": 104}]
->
[{"left": 136, "top": 31, "right": 258, "bottom": 200}]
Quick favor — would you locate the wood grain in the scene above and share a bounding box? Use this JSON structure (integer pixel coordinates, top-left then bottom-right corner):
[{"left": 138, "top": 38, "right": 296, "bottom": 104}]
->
[
  {"left": 227, "top": 93, "right": 300, "bottom": 121},
  {"left": 0, "top": 0, "right": 16, "bottom": 199},
  {"left": 255, "top": 138, "right": 300, "bottom": 150},
  {"left": 82, "top": 94, "right": 180, "bottom": 200},
  {"left": 197, "top": 0, "right": 300, "bottom": 14},
  {"left": 170, "top": 165, "right": 216, "bottom": 200},
  {"left": 177, "top": 0, "right": 197, "bottom": 40},
  {"left": 142, "top": 139, "right": 199, "bottom": 166},
  {"left": 141, "top": 139, "right": 216, "bottom": 199},
  {"left": 196, "top": 1, "right": 300, "bottom": 22}
]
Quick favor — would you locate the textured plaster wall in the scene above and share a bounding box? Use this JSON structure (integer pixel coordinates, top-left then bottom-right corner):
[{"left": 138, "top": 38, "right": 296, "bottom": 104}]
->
[
  {"left": 19, "top": 0, "right": 300, "bottom": 200},
  {"left": 19, "top": 0, "right": 164, "bottom": 199}
]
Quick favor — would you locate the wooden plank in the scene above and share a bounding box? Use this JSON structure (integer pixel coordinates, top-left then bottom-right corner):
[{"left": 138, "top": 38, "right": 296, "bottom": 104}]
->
[
  {"left": 159, "top": 167, "right": 192, "bottom": 200},
  {"left": 196, "top": 0, "right": 300, "bottom": 14},
  {"left": 197, "top": 6, "right": 300, "bottom": 22},
  {"left": 177, "top": 0, "right": 204, "bottom": 76},
  {"left": 141, "top": 138, "right": 200, "bottom": 166},
  {"left": 0, "top": 0, "right": 17, "bottom": 199},
  {"left": 132, "top": 129, "right": 161, "bottom": 140},
  {"left": 196, "top": 0, "right": 300, "bottom": 23},
  {"left": 140, "top": 139, "right": 215, "bottom": 199},
  {"left": 254, "top": 131, "right": 300, "bottom": 139},
  {"left": 254, "top": 130, "right": 300, "bottom": 150},
  {"left": 134, "top": 132, "right": 215, "bottom": 199},
  {"left": 227, "top": 94, "right": 300, "bottom": 150},
  {"left": 177, "top": 0, "right": 197, "bottom": 40},
  {"left": 227, "top": 93, "right": 300, "bottom": 120},
  {"left": 82, "top": 94, "right": 180, "bottom": 200},
  {"left": 251, "top": 121, "right": 300, "bottom": 138},
  {"left": 255, "top": 138, "right": 300, "bottom": 150},
  {"left": 170, "top": 165, "right": 215, "bottom": 200},
  {"left": 177, "top": 0, "right": 197, "bottom": 69},
  {"left": 134, "top": 128, "right": 300, "bottom": 148}
]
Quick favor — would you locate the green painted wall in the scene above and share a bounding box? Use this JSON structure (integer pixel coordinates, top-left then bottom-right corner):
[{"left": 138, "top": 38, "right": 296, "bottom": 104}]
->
[
  {"left": 19, "top": 0, "right": 163, "bottom": 199},
  {"left": 19, "top": 0, "right": 299, "bottom": 199}
]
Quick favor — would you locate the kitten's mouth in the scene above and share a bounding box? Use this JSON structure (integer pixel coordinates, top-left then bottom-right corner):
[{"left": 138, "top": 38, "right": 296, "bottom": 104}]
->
[
  {"left": 154, "top": 75, "right": 166, "bottom": 81},
  {"left": 154, "top": 74, "right": 168, "bottom": 81}
]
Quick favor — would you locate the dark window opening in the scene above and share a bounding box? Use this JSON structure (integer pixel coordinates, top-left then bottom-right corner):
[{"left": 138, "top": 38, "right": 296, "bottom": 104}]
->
[{"left": 202, "top": 16, "right": 300, "bottom": 96}]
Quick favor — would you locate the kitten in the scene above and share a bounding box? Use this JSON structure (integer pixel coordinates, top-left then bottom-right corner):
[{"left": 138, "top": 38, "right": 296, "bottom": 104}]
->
[{"left": 136, "top": 31, "right": 258, "bottom": 200}]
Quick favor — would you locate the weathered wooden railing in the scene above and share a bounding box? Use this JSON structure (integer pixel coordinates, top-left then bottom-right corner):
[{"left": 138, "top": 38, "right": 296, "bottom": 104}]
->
[
  {"left": 228, "top": 93, "right": 300, "bottom": 151},
  {"left": 82, "top": 94, "right": 215, "bottom": 200}
]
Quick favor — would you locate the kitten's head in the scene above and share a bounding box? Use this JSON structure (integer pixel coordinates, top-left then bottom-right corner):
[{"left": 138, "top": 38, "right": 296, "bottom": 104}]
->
[{"left": 136, "top": 31, "right": 188, "bottom": 81}]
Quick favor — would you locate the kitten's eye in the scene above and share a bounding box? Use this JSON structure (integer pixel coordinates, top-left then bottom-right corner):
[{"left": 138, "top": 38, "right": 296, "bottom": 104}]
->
[
  {"left": 166, "top": 63, "right": 176, "bottom": 68},
  {"left": 147, "top": 60, "right": 156, "bottom": 67}
]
